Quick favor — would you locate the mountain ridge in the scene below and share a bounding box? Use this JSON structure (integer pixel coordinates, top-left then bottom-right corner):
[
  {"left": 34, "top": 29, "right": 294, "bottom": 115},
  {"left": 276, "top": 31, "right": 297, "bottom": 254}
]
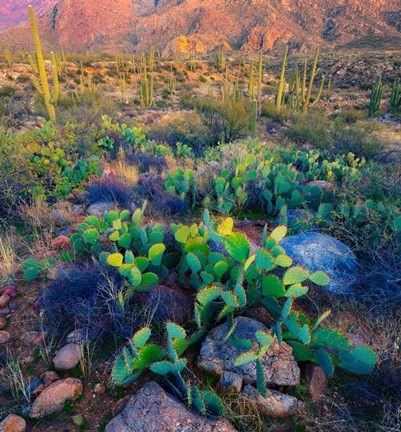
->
[{"left": 0, "top": 0, "right": 400, "bottom": 53}]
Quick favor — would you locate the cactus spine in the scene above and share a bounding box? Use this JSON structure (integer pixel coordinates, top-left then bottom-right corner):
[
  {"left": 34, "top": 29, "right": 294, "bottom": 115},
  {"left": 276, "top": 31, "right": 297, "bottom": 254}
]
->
[
  {"left": 389, "top": 79, "right": 400, "bottom": 114},
  {"left": 275, "top": 46, "right": 288, "bottom": 111},
  {"left": 368, "top": 77, "right": 383, "bottom": 117},
  {"left": 257, "top": 51, "right": 263, "bottom": 117},
  {"left": 28, "top": 6, "right": 58, "bottom": 123}
]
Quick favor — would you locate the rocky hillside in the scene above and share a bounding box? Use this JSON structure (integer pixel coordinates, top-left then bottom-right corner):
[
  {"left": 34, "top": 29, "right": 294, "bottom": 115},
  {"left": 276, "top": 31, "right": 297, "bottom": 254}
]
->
[
  {"left": 0, "top": 0, "right": 400, "bottom": 53},
  {"left": 0, "top": 0, "right": 56, "bottom": 32}
]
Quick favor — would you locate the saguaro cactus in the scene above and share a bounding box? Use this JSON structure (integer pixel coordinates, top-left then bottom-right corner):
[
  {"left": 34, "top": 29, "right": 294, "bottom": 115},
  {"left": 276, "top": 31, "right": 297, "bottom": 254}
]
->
[
  {"left": 4, "top": 48, "right": 12, "bottom": 67},
  {"left": 275, "top": 47, "right": 288, "bottom": 111},
  {"left": 28, "top": 6, "right": 59, "bottom": 123},
  {"left": 368, "top": 77, "right": 383, "bottom": 117},
  {"left": 257, "top": 51, "right": 263, "bottom": 117},
  {"left": 248, "top": 59, "right": 255, "bottom": 99},
  {"left": 302, "top": 47, "right": 325, "bottom": 115},
  {"left": 389, "top": 79, "right": 401, "bottom": 114},
  {"left": 140, "top": 58, "right": 154, "bottom": 108}
]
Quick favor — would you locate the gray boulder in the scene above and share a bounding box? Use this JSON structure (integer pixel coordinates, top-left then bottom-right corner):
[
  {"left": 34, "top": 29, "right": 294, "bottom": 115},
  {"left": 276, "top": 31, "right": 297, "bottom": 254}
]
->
[
  {"left": 105, "top": 382, "right": 237, "bottom": 432},
  {"left": 243, "top": 385, "right": 304, "bottom": 418},
  {"left": 197, "top": 317, "right": 300, "bottom": 387},
  {"left": 53, "top": 343, "right": 82, "bottom": 370},
  {"left": 280, "top": 232, "right": 358, "bottom": 293},
  {"left": 86, "top": 201, "right": 117, "bottom": 217}
]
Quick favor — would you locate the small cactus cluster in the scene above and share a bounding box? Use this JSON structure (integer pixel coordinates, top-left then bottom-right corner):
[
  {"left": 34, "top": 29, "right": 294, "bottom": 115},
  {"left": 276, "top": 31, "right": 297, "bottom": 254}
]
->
[
  {"left": 368, "top": 76, "right": 383, "bottom": 117},
  {"left": 276, "top": 47, "right": 325, "bottom": 114},
  {"left": 140, "top": 57, "right": 154, "bottom": 108}
]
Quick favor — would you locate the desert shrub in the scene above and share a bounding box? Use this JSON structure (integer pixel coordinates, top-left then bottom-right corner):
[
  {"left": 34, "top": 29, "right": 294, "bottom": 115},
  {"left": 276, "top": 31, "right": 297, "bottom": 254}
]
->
[
  {"left": 41, "top": 264, "right": 143, "bottom": 340},
  {"left": 195, "top": 96, "right": 250, "bottom": 145},
  {"left": 334, "top": 108, "right": 368, "bottom": 124},
  {"left": 284, "top": 112, "right": 332, "bottom": 146},
  {"left": 126, "top": 153, "right": 167, "bottom": 174},
  {"left": 0, "top": 133, "right": 36, "bottom": 218},
  {"left": 147, "top": 111, "right": 209, "bottom": 155},
  {"left": 286, "top": 114, "right": 389, "bottom": 161},
  {"left": 150, "top": 191, "right": 188, "bottom": 216},
  {"left": 85, "top": 178, "right": 135, "bottom": 208},
  {"left": 0, "top": 88, "right": 31, "bottom": 132},
  {"left": 261, "top": 102, "right": 290, "bottom": 123}
]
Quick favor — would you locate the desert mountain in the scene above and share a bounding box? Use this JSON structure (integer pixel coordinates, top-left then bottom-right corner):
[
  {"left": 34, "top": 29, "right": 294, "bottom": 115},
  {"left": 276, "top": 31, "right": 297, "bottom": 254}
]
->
[{"left": 0, "top": 0, "right": 400, "bottom": 53}]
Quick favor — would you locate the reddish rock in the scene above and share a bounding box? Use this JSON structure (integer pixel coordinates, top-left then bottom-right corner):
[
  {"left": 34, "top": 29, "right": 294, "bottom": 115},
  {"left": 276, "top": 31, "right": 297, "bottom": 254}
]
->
[
  {"left": 305, "top": 363, "right": 328, "bottom": 402},
  {"left": 1, "top": 0, "right": 400, "bottom": 55},
  {"left": 0, "top": 414, "right": 26, "bottom": 432},
  {"left": 21, "top": 331, "right": 46, "bottom": 346},
  {"left": 0, "top": 318, "right": 6, "bottom": 330},
  {"left": 0, "top": 331, "right": 11, "bottom": 344},
  {"left": 1, "top": 286, "right": 17, "bottom": 298},
  {"left": 43, "top": 371, "right": 60, "bottom": 387},
  {"left": 0, "top": 295, "right": 10, "bottom": 309},
  {"left": 29, "top": 378, "right": 83, "bottom": 419},
  {"left": 94, "top": 383, "right": 106, "bottom": 394},
  {"left": 51, "top": 235, "right": 72, "bottom": 251}
]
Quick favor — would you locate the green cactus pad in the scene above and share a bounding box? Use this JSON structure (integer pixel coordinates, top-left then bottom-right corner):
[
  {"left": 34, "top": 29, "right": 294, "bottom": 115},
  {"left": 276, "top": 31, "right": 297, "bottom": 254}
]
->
[
  {"left": 132, "top": 327, "right": 151, "bottom": 349},
  {"left": 106, "top": 253, "right": 124, "bottom": 267},
  {"left": 197, "top": 286, "right": 223, "bottom": 306},
  {"left": 224, "top": 232, "right": 251, "bottom": 263},
  {"left": 283, "top": 266, "right": 311, "bottom": 285},
  {"left": 338, "top": 346, "right": 378, "bottom": 375},
  {"left": 309, "top": 271, "right": 330, "bottom": 286},
  {"left": 167, "top": 322, "right": 186, "bottom": 339},
  {"left": 234, "top": 350, "right": 259, "bottom": 366},
  {"left": 313, "top": 328, "right": 350, "bottom": 351}
]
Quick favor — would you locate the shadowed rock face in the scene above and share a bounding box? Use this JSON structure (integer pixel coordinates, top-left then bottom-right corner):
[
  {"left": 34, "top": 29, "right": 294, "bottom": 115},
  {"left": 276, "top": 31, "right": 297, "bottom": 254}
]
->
[
  {"left": 105, "top": 381, "right": 237, "bottom": 432},
  {"left": 0, "top": 0, "right": 400, "bottom": 53},
  {"left": 197, "top": 317, "right": 301, "bottom": 387}
]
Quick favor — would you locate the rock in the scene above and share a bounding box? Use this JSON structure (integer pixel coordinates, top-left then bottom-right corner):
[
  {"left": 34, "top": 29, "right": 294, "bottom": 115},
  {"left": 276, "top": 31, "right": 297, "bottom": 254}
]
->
[
  {"left": 276, "top": 209, "right": 317, "bottom": 232},
  {"left": 137, "top": 285, "right": 193, "bottom": 324},
  {"left": 29, "top": 378, "right": 83, "bottom": 419},
  {"left": 0, "top": 414, "right": 26, "bottom": 432},
  {"left": 218, "top": 372, "right": 243, "bottom": 393},
  {"left": 53, "top": 343, "right": 82, "bottom": 370},
  {"left": 0, "top": 331, "right": 10, "bottom": 344},
  {"left": 72, "top": 205, "right": 85, "bottom": 216},
  {"left": 305, "top": 363, "right": 327, "bottom": 403},
  {"left": 1, "top": 287, "right": 17, "bottom": 298},
  {"left": 243, "top": 385, "right": 304, "bottom": 418},
  {"left": 51, "top": 235, "right": 72, "bottom": 251},
  {"left": 197, "top": 317, "right": 300, "bottom": 387},
  {"left": 94, "top": 383, "right": 106, "bottom": 394},
  {"left": 86, "top": 201, "right": 117, "bottom": 217},
  {"left": 280, "top": 232, "right": 358, "bottom": 293},
  {"left": 0, "top": 295, "right": 10, "bottom": 309},
  {"left": 306, "top": 180, "right": 336, "bottom": 194},
  {"left": 66, "top": 328, "right": 90, "bottom": 344},
  {"left": 105, "top": 381, "right": 237, "bottom": 432},
  {"left": 43, "top": 371, "right": 60, "bottom": 387},
  {"left": 0, "top": 318, "right": 6, "bottom": 330},
  {"left": 21, "top": 331, "right": 45, "bottom": 346}
]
